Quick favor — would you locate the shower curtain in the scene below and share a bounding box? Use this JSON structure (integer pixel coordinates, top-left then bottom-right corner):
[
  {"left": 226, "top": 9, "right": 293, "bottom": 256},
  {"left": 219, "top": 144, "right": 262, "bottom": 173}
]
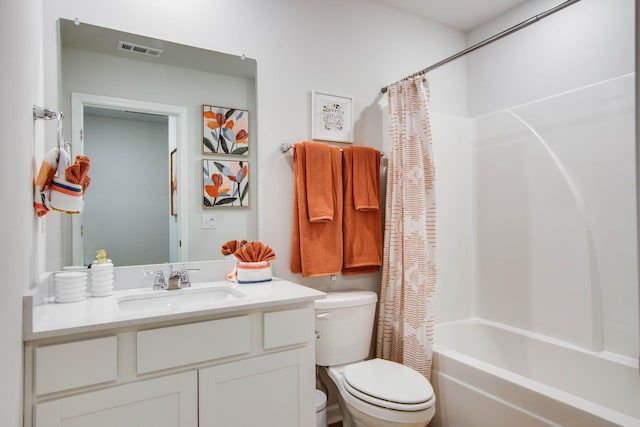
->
[{"left": 376, "top": 77, "right": 437, "bottom": 379}]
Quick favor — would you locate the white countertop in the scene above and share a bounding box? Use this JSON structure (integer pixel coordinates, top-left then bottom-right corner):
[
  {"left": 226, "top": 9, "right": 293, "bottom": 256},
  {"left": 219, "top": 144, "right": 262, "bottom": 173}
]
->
[{"left": 24, "top": 278, "right": 326, "bottom": 341}]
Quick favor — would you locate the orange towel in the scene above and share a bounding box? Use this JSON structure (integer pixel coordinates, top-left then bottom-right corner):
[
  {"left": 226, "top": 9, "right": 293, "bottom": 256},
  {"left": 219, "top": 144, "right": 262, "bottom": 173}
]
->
[
  {"left": 342, "top": 146, "right": 382, "bottom": 275},
  {"left": 352, "top": 146, "right": 380, "bottom": 211},
  {"left": 291, "top": 142, "right": 343, "bottom": 277},
  {"left": 305, "top": 141, "right": 334, "bottom": 222}
]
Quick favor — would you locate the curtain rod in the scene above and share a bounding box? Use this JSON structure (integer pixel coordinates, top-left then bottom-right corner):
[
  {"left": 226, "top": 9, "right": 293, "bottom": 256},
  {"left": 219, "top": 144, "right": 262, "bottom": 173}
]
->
[{"left": 380, "top": 0, "right": 582, "bottom": 94}]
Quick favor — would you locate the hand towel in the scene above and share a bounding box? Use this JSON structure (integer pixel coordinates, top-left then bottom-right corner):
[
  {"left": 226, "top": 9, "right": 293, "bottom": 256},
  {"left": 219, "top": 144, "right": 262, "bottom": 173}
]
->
[
  {"left": 352, "top": 146, "right": 380, "bottom": 211},
  {"left": 291, "top": 142, "right": 343, "bottom": 277},
  {"left": 221, "top": 239, "right": 247, "bottom": 256},
  {"left": 305, "top": 141, "right": 334, "bottom": 222},
  {"left": 65, "top": 155, "right": 92, "bottom": 192},
  {"left": 342, "top": 146, "right": 382, "bottom": 275},
  {"left": 33, "top": 147, "right": 60, "bottom": 217}
]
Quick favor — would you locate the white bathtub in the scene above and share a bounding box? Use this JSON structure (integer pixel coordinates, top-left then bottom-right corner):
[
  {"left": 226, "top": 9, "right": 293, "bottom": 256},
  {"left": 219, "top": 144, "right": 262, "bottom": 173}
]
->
[{"left": 430, "top": 319, "right": 640, "bottom": 427}]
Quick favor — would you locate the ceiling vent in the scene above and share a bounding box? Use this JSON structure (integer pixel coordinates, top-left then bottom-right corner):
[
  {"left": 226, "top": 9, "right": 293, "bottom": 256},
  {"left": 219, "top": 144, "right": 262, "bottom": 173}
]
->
[{"left": 117, "top": 41, "right": 162, "bottom": 58}]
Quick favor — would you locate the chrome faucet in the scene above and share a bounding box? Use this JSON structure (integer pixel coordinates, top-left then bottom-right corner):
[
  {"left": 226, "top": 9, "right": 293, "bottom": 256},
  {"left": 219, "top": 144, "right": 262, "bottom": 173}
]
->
[
  {"left": 153, "top": 265, "right": 200, "bottom": 290},
  {"left": 167, "top": 269, "right": 182, "bottom": 290}
]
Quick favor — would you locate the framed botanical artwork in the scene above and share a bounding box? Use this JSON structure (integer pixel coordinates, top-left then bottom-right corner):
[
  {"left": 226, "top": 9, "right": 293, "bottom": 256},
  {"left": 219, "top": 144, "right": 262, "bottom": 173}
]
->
[
  {"left": 202, "top": 105, "right": 249, "bottom": 155},
  {"left": 202, "top": 159, "right": 249, "bottom": 207},
  {"left": 311, "top": 91, "right": 353, "bottom": 143},
  {"left": 170, "top": 148, "right": 177, "bottom": 216}
]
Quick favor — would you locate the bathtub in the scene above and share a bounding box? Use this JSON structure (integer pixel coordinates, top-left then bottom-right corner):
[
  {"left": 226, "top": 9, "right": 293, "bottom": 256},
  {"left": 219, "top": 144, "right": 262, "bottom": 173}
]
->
[{"left": 430, "top": 319, "right": 640, "bottom": 427}]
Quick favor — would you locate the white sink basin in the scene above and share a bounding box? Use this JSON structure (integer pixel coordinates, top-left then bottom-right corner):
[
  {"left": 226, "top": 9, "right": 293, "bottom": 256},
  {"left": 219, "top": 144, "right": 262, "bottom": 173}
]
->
[{"left": 117, "top": 284, "right": 246, "bottom": 312}]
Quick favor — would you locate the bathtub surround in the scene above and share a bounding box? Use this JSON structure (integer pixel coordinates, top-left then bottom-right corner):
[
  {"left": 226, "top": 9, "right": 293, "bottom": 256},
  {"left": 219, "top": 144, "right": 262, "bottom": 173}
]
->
[
  {"left": 466, "top": 0, "right": 637, "bottom": 358},
  {"left": 377, "top": 77, "right": 437, "bottom": 379}
]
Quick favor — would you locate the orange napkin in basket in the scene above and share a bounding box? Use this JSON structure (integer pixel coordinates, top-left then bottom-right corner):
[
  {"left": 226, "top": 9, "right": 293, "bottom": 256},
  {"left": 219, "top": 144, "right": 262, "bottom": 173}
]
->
[
  {"left": 65, "top": 155, "right": 92, "bottom": 192},
  {"left": 234, "top": 241, "right": 276, "bottom": 262},
  {"left": 221, "top": 239, "right": 248, "bottom": 256}
]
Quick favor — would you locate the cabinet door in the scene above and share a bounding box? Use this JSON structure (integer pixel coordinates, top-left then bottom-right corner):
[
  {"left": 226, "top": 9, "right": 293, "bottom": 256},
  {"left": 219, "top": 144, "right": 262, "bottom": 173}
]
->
[
  {"left": 199, "top": 346, "right": 315, "bottom": 427},
  {"left": 35, "top": 371, "right": 197, "bottom": 427}
]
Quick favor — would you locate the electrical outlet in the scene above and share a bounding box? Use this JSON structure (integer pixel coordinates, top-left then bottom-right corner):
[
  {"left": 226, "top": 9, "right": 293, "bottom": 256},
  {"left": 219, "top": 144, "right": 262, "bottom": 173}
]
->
[{"left": 201, "top": 214, "right": 217, "bottom": 229}]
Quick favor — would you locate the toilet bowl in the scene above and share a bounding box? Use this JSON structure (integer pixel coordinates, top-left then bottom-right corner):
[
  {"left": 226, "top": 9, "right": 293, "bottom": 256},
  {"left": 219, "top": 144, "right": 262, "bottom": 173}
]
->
[
  {"left": 315, "top": 291, "right": 435, "bottom": 427},
  {"left": 325, "top": 360, "right": 435, "bottom": 427}
]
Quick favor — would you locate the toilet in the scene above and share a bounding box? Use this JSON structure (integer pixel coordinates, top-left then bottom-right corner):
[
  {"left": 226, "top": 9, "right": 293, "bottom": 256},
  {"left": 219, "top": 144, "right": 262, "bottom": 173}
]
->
[{"left": 315, "top": 291, "right": 435, "bottom": 427}]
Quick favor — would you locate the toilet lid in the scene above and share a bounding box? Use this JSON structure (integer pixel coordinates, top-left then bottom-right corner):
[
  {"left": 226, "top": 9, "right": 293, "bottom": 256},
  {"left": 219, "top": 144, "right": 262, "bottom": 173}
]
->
[{"left": 343, "top": 359, "right": 434, "bottom": 410}]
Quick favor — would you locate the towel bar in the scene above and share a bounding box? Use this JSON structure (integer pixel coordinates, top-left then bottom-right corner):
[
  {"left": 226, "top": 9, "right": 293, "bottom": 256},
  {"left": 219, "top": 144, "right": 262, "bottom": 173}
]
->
[{"left": 280, "top": 143, "right": 385, "bottom": 157}]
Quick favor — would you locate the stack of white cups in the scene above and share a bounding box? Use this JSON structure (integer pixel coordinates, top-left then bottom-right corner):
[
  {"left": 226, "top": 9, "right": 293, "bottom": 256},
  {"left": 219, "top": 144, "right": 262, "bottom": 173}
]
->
[
  {"left": 90, "top": 261, "right": 114, "bottom": 297},
  {"left": 54, "top": 272, "right": 88, "bottom": 303}
]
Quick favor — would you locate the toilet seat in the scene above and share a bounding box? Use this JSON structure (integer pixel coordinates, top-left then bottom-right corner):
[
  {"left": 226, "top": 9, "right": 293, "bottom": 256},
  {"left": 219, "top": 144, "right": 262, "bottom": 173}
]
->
[{"left": 342, "top": 359, "right": 434, "bottom": 411}]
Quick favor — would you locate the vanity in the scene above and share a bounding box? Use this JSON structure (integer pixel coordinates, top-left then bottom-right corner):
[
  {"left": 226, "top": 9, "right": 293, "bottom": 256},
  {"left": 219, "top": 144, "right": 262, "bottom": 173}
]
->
[{"left": 23, "top": 271, "right": 325, "bottom": 427}]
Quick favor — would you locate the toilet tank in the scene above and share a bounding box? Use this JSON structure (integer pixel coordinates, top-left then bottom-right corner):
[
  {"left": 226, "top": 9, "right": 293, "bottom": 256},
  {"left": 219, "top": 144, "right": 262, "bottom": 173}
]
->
[{"left": 314, "top": 291, "right": 378, "bottom": 366}]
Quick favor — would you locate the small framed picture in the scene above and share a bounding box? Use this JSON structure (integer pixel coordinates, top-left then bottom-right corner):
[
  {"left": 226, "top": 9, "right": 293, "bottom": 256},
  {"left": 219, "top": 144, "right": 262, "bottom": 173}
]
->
[
  {"left": 311, "top": 91, "right": 353, "bottom": 143},
  {"left": 202, "top": 159, "right": 249, "bottom": 207},
  {"left": 202, "top": 105, "right": 249, "bottom": 156}
]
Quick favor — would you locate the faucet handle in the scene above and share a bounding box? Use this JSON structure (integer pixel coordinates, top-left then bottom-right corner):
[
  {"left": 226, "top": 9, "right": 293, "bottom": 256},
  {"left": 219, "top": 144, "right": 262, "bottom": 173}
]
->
[
  {"left": 153, "top": 270, "right": 167, "bottom": 290},
  {"left": 180, "top": 268, "right": 200, "bottom": 287}
]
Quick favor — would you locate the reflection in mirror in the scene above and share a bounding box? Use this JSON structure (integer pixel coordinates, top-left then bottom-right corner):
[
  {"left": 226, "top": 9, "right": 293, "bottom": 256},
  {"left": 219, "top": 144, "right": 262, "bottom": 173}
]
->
[
  {"left": 59, "top": 19, "right": 258, "bottom": 267},
  {"left": 70, "top": 94, "right": 186, "bottom": 267},
  {"left": 83, "top": 107, "right": 175, "bottom": 266}
]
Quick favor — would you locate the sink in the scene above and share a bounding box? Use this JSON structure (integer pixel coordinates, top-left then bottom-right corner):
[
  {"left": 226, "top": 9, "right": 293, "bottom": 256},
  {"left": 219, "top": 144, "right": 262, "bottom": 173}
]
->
[{"left": 117, "top": 284, "right": 246, "bottom": 312}]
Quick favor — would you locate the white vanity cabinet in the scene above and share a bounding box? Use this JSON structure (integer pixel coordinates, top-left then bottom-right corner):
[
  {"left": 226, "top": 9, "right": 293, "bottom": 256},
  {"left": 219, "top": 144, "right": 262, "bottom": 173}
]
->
[{"left": 24, "top": 303, "right": 317, "bottom": 427}]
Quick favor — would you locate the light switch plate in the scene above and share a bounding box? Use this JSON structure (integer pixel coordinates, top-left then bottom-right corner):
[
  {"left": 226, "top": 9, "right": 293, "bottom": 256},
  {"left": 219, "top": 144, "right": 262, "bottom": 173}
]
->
[{"left": 201, "top": 214, "right": 217, "bottom": 229}]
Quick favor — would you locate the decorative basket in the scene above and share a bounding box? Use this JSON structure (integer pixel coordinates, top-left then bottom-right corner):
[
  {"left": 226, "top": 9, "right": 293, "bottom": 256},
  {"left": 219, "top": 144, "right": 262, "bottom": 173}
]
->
[
  {"left": 236, "top": 261, "right": 272, "bottom": 284},
  {"left": 50, "top": 178, "right": 83, "bottom": 214}
]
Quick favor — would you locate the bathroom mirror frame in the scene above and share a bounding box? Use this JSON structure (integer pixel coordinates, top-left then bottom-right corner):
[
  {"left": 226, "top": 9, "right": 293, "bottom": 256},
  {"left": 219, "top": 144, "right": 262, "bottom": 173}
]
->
[{"left": 70, "top": 93, "right": 190, "bottom": 266}]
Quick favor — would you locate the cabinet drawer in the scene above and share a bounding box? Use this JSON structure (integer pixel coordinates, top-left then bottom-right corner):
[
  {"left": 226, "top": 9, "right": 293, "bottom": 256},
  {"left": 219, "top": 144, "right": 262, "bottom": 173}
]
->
[
  {"left": 137, "top": 316, "right": 250, "bottom": 374},
  {"left": 263, "top": 308, "right": 314, "bottom": 350},
  {"left": 35, "top": 336, "right": 117, "bottom": 395}
]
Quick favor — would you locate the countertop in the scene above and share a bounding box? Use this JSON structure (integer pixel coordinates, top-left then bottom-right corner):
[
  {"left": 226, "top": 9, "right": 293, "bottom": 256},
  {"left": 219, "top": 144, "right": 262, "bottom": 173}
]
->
[{"left": 24, "top": 278, "right": 326, "bottom": 341}]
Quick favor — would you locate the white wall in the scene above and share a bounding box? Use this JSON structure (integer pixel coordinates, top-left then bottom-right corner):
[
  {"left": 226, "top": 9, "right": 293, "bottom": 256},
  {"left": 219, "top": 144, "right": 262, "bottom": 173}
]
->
[
  {"left": 467, "top": 0, "right": 638, "bottom": 357},
  {"left": 467, "top": 0, "right": 635, "bottom": 116},
  {"left": 43, "top": 0, "right": 471, "bottom": 296},
  {"left": 0, "top": 0, "right": 44, "bottom": 424}
]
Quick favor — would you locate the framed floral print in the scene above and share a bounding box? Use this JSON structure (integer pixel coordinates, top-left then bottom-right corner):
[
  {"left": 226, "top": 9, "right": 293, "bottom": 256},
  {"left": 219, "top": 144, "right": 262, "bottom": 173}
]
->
[
  {"left": 311, "top": 91, "right": 353, "bottom": 143},
  {"left": 202, "top": 105, "right": 249, "bottom": 155},
  {"left": 202, "top": 159, "right": 249, "bottom": 207}
]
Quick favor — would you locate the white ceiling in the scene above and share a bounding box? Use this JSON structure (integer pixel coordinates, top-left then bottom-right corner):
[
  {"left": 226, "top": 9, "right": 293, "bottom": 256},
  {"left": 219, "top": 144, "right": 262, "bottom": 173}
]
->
[{"left": 369, "top": 0, "right": 529, "bottom": 31}]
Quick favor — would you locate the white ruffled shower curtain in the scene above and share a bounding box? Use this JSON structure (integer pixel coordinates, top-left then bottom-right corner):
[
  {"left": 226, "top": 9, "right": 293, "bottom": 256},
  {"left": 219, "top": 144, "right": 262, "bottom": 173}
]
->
[{"left": 376, "top": 77, "right": 437, "bottom": 379}]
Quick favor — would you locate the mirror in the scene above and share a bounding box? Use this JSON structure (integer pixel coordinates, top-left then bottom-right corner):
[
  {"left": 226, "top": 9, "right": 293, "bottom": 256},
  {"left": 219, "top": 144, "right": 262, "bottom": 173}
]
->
[{"left": 59, "top": 19, "right": 258, "bottom": 267}]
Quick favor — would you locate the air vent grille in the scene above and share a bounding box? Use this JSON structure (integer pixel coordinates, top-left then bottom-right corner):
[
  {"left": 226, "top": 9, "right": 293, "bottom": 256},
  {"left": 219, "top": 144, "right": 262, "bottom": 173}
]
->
[{"left": 117, "top": 41, "right": 162, "bottom": 58}]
